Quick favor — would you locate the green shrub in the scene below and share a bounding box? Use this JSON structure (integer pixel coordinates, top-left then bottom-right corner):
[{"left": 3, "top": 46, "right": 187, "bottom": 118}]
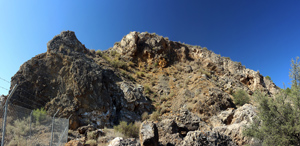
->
[
  {"left": 160, "top": 106, "right": 168, "bottom": 115},
  {"left": 199, "top": 68, "right": 211, "bottom": 77},
  {"left": 149, "top": 111, "right": 160, "bottom": 121},
  {"left": 87, "top": 131, "right": 97, "bottom": 140},
  {"left": 224, "top": 57, "right": 230, "bottom": 60},
  {"left": 32, "top": 107, "right": 47, "bottom": 124},
  {"left": 111, "top": 59, "right": 128, "bottom": 70},
  {"left": 184, "top": 79, "right": 190, "bottom": 87},
  {"left": 127, "top": 74, "right": 135, "bottom": 81},
  {"left": 111, "top": 50, "right": 117, "bottom": 56},
  {"left": 232, "top": 89, "right": 250, "bottom": 106},
  {"left": 7, "top": 117, "right": 30, "bottom": 136},
  {"left": 96, "top": 50, "right": 102, "bottom": 56},
  {"left": 6, "top": 117, "right": 30, "bottom": 146},
  {"left": 114, "top": 121, "right": 140, "bottom": 138},
  {"left": 265, "top": 75, "right": 272, "bottom": 81},
  {"left": 7, "top": 135, "right": 26, "bottom": 146},
  {"left": 141, "top": 112, "right": 149, "bottom": 121},
  {"left": 136, "top": 72, "right": 145, "bottom": 78},
  {"left": 169, "top": 92, "right": 175, "bottom": 98},
  {"left": 144, "top": 85, "right": 152, "bottom": 94},
  {"left": 154, "top": 62, "right": 158, "bottom": 67}
]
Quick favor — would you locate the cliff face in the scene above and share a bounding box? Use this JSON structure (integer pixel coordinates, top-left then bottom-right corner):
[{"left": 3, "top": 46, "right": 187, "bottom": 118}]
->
[
  {"left": 9, "top": 31, "right": 279, "bottom": 145},
  {"left": 10, "top": 31, "right": 153, "bottom": 129}
]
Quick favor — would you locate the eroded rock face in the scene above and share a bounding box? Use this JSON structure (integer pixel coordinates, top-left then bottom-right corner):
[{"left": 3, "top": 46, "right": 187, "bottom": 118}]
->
[
  {"left": 139, "top": 121, "right": 159, "bottom": 146},
  {"left": 10, "top": 31, "right": 153, "bottom": 129}
]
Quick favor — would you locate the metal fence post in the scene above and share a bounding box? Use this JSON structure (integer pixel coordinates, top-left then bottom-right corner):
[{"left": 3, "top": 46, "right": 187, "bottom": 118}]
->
[
  {"left": 57, "top": 114, "right": 72, "bottom": 146},
  {"left": 27, "top": 110, "right": 33, "bottom": 146},
  {"left": 1, "top": 84, "right": 18, "bottom": 146},
  {"left": 50, "top": 109, "right": 59, "bottom": 146}
]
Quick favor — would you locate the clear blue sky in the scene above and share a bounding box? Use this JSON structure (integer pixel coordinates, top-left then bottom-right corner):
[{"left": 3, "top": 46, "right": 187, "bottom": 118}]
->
[{"left": 1, "top": 0, "right": 300, "bottom": 95}]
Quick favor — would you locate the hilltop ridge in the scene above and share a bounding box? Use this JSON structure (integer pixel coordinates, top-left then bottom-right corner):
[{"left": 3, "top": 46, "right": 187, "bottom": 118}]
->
[{"left": 7, "top": 31, "right": 279, "bottom": 145}]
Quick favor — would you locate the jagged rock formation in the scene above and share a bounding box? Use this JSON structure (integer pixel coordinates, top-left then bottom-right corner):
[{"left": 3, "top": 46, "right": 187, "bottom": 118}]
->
[
  {"left": 10, "top": 31, "right": 153, "bottom": 129},
  {"left": 7, "top": 31, "right": 281, "bottom": 145}
]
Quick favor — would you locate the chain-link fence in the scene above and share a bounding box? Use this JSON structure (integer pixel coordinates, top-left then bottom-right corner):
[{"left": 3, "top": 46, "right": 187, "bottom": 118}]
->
[{"left": 0, "top": 104, "right": 69, "bottom": 146}]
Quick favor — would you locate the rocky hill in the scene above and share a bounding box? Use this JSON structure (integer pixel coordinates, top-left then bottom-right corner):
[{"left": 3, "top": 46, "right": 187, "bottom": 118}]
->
[{"left": 7, "top": 31, "right": 279, "bottom": 145}]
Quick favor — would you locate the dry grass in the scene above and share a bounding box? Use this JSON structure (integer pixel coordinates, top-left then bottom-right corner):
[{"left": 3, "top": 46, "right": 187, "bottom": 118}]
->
[{"left": 85, "top": 139, "right": 97, "bottom": 146}]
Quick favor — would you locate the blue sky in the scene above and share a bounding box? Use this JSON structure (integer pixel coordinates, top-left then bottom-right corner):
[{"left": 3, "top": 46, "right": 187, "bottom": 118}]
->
[{"left": 1, "top": 0, "right": 300, "bottom": 95}]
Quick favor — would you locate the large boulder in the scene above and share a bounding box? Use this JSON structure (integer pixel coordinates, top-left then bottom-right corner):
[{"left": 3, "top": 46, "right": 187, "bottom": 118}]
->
[
  {"left": 176, "top": 107, "right": 201, "bottom": 132},
  {"left": 180, "top": 131, "right": 237, "bottom": 146},
  {"left": 157, "top": 119, "right": 182, "bottom": 146},
  {"left": 139, "top": 121, "right": 159, "bottom": 146}
]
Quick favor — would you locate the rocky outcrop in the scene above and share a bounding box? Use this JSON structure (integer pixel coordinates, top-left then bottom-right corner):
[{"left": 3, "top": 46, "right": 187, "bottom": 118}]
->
[
  {"left": 10, "top": 31, "right": 153, "bottom": 129},
  {"left": 109, "top": 31, "right": 279, "bottom": 96},
  {"left": 139, "top": 121, "right": 159, "bottom": 146},
  {"left": 180, "top": 131, "right": 237, "bottom": 146},
  {"left": 211, "top": 104, "right": 257, "bottom": 145}
]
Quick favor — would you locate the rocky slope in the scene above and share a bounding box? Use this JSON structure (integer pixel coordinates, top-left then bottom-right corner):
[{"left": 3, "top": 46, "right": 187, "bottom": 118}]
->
[{"left": 7, "top": 31, "right": 279, "bottom": 145}]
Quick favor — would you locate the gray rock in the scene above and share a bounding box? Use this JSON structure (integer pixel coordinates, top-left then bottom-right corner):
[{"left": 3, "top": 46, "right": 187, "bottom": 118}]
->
[
  {"left": 108, "top": 137, "right": 140, "bottom": 146},
  {"left": 139, "top": 121, "right": 159, "bottom": 146},
  {"left": 176, "top": 107, "right": 201, "bottom": 132},
  {"left": 180, "top": 131, "right": 237, "bottom": 146}
]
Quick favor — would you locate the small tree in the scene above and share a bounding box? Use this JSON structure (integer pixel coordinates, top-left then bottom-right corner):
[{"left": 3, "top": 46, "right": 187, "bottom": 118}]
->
[
  {"left": 32, "top": 107, "right": 47, "bottom": 124},
  {"left": 265, "top": 75, "right": 272, "bottom": 81},
  {"left": 244, "top": 57, "right": 300, "bottom": 145},
  {"left": 232, "top": 89, "right": 250, "bottom": 106}
]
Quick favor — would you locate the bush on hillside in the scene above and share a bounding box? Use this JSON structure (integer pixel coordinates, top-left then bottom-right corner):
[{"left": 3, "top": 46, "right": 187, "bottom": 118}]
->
[
  {"left": 96, "top": 50, "right": 102, "bottom": 56},
  {"left": 265, "top": 75, "right": 272, "bottom": 81},
  {"left": 149, "top": 111, "right": 161, "bottom": 121},
  {"left": 114, "top": 121, "right": 140, "bottom": 138},
  {"left": 232, "top": 89, "right": 250, "bottom": 106}
]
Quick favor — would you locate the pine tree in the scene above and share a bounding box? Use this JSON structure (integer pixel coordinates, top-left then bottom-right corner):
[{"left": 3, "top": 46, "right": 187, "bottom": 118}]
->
[{"left": 244, "top": 57, "right": 300, "bottom": 145}]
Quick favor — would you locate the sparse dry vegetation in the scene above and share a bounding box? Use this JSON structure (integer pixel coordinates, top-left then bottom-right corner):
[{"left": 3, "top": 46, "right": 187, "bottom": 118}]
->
[
  {"left": 141, "top": 112, "right": 149, "bottom": 121},
  {"left": 113, "top": 121, "right": 140, "bottom": 138},
  {"left": 149, "top": 111, "right": 161, "bottom": 121}
]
